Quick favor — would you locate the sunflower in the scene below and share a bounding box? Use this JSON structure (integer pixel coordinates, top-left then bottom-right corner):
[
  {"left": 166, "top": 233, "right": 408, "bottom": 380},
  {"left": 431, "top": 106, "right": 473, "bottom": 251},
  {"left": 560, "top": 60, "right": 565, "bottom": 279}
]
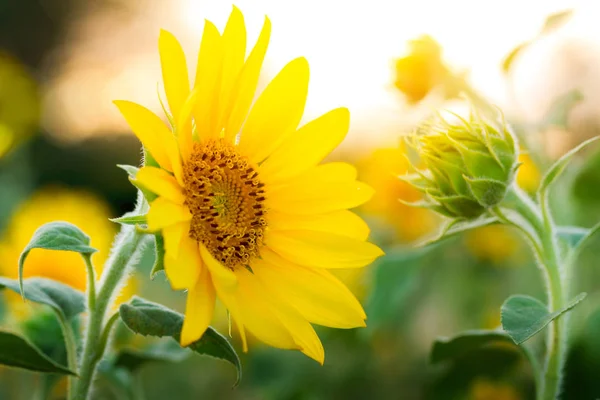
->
[{"left": 115, "top": 7, "right": 383, "bottom": 363}]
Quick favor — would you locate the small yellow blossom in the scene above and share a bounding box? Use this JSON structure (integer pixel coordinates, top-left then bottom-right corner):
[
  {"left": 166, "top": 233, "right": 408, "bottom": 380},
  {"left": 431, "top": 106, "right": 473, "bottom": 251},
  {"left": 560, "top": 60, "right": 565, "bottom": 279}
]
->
[
  {"left": 393, "top": 35, "right": 450, "bottom": 104},
  {"left": 115, "top": 7, "right": 383, "bottom": 363}
]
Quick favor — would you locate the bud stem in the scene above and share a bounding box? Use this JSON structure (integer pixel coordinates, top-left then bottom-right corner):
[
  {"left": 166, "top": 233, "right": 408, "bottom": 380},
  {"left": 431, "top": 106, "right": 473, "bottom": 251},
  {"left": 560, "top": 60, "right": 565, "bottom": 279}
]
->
[{"left": 501, "top": 185, "right": 567, "bottom": 400}]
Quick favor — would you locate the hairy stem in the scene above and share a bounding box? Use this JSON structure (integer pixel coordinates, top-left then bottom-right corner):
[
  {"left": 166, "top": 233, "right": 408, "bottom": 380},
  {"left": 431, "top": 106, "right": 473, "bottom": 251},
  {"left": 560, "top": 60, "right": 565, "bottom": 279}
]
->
[
  {"left": 72, "top": 227, "right": 144, "bottom": 400},
  {"left": 508, "top": 185, "right": 566, "bottom": 400}
]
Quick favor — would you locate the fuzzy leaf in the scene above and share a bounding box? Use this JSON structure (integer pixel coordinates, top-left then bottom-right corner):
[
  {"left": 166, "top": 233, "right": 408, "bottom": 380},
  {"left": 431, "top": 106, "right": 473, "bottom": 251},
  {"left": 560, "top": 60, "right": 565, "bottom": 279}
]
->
[
  {"left": 431, "top": 329, "right": 514, "bottom": 364},
  {"left": 119, "top": 297, "right": 241, "bottom": 384},
  {"left": 538, "top": 136, "right": 600, "bottom": 199},
  {"left": 0, "top": 330, "right": 76, "bottom": 375},
  {"left": 0, "top": 277, "right": 85, "bottom": 320},
  {"left": 501, "top": 293, "right": 587, "bottom": 344},
  {"left": 18, "top": 222, "right": 97, "bottom": 297}
]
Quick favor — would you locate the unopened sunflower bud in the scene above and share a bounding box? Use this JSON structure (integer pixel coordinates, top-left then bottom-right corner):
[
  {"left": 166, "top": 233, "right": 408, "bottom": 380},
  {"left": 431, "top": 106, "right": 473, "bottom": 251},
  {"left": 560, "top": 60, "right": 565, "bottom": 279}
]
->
[{"left": 403, "top": 109, "right": 519, "bottom": 219}]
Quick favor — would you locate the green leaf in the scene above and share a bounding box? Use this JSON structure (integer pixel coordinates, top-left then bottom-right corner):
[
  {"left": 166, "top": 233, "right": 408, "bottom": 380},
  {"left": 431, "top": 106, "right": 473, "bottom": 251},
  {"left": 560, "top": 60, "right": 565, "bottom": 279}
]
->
[
  {"left": 150, "top": 234, "right": 165, "bottom": 279},
  {"left": 501, "top": 292, "right": 587, "bottom": 344},
  {"left": 113, "top": 341, "right": 189, "bottom": 372},
  {"left": 19, "top": 221, "right": 97, "bottom": 297},
  {"left": 541, "top": 9, "right": 573, "bottom": 34},
  {"left": 419, "top": 215, "right": 498, "bottom": 246},
  {"left": 538, "top": 136, "right": 600, "bottom": 199},
  {"left": 110, "top": 214, "right": 148, "bottom": 226},
  {"left": 119, "top": 297, "right": 241, "bottom": 384},
  {"left": 0, "top": 277, "right": 85, "bottom": 320},
  {"left": 501, "top": 42, "right": 530, "bottom": 74},
  {"left": 431, "top": 329, "right": 514, "bottom": 364},
  {"left": 0, "top": 330, "right": 76, "bottom": 375}
]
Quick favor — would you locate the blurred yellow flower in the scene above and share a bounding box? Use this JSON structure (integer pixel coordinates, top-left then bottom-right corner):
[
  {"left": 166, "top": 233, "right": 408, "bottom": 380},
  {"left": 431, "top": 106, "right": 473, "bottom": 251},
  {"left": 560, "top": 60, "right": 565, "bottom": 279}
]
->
[
  {"left": 516, "top": 152, "right": 541, "bottom": 193},
  {"left": 469, "top": 378, "right": 522, "bottom": 400},
  {"left": 0, "top": 187, "right": 134, "bottom": 319},
  {"left": 358, "top": 144, "right": 437, "bottom": 242},
  {"left": 115, "top": 7, "right": 383, "bottom": 363},
  {"left": 464, "top": 225, "right": 520, "bottom": 265},
  {"left": 393, "top": 35, "right": 450, "bottom": 104},
  {"left": 0, "top": 53, "right": 40, "bottom": 158}
]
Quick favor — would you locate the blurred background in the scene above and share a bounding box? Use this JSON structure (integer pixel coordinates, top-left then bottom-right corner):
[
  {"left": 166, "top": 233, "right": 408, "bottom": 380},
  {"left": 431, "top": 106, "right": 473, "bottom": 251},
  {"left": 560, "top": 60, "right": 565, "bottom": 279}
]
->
[{"left": 2, "top": 0, "right": 600, "bottom": 399}]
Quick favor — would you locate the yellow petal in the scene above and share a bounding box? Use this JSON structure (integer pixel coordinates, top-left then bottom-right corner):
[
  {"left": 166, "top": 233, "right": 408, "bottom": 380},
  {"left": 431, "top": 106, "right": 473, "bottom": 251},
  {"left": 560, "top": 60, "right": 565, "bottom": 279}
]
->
[
  {"left": 254, "top": 249, "right": 366, "bottom": 329},
  {"left": 224, "top": 16, "right": 271, "bottom": 142},
  {"left": 273, "top": 304, "right": 324, "bottom": 364},
  {"left": 260, "top": 108, "right": 350, "bottom": 182},
  {"left": 217, "top": 6, "right": 247, "bottom": 132},
  {"left": 268, "top": 166, "right": 374, "bottom": 215},
  {"left": 235, "top": 268, "right": 299, "bottom": 351},
  {"left": 164, "top": 235, "right": 201, "bottom": 291},
  {"left": 176, "top": 88, "right": 199, "bottom": 163},
  {"left": 180, "top": 262, "right": 216, "bottom": 346},
  {"left": 238, "top": 57, "right": 309, "bottom": 164},
  {"left": 134, "top": 166, "right": 185, "bottom": 204},
  {"left": 113, "top": 100, "right": 179, "bottom": 172},
  {"left": 266, "top": 230, "right": 384, "bottom": 269},
  {"left": 269, "top": 162, "right": 357, "bottom": 189},
  {"left": 208, "top": 273, "right": 247, "bottom": 351},
  {"left": 159, "top": 30, "right": 190, "bottom": 122},
  {"left": 147, "top": 197, "right": 191, "bottom": 231},
  {"left": 198, "top": 244, "right": 238, "bottom": 290},
  {"left": 193, "top": 21, "right": 224, "bottom": 140},
  {"left": 162, "top": 220, "right": 189, "bottom": 260},
  {"left": 268, "top": 210, "right": 370, "bottom": 241}
]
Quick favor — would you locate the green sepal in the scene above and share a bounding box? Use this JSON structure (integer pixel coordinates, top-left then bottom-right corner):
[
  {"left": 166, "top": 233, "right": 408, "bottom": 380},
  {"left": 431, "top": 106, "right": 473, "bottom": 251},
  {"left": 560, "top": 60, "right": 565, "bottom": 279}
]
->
[
  {"left": 119, "top": 297, "right": 242, "bottom": 385},
  {"left": 398, "top": 198, "right": 456, "bottom": 218},
  {"left": 427, "top": 192, "right": 485, "bottom": 219},
  {"left": 18, "top": 222, "right": 97, "bottom": 298},
  {"left": 116, "top": 164, "right": 139, "bottom": 178},
  {"left": 110, "top": 214, "right": 148, "bottom": 226},
  {"left": 150, "top": 234, "right": 166, "bottom": 279},
  {"left": 463, "top": 176, "right": 507, "bottom": 208},
  {"left": 501, "top": 292, "right": 587, "bottom": 344},
  {"left": 0, "top": 330, "right": 76, "bottom": 375}
]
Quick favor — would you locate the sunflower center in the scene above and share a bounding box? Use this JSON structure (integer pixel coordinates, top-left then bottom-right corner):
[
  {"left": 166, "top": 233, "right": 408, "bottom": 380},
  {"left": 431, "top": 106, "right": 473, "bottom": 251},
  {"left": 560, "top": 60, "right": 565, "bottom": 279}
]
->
[{"left": 183, "top": 139, "right": 267, "bottom": 269}]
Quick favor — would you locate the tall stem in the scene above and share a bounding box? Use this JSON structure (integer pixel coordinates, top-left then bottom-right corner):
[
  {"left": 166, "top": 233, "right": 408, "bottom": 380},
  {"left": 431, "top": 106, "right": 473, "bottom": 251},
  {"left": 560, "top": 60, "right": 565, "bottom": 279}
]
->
[
  {"left": 510, "top": 186, "right": 566, "bottom": 400},
  {"left": 72, "top": 227, "right": 144, "bottom": 399}
]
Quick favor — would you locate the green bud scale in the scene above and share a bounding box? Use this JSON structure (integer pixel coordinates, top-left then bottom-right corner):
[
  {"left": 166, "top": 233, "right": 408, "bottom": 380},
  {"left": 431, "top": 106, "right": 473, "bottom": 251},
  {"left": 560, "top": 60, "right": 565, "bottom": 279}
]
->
[{"left": 402, "top": 109, "right": 520, "bottom": 219}]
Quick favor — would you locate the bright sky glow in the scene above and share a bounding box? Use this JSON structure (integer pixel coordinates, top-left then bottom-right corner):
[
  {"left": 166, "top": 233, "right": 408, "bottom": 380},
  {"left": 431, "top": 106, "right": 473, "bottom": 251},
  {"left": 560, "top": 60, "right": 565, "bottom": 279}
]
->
[{"left": 42, "top": 0, "right": 598, "bottom": 149}]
